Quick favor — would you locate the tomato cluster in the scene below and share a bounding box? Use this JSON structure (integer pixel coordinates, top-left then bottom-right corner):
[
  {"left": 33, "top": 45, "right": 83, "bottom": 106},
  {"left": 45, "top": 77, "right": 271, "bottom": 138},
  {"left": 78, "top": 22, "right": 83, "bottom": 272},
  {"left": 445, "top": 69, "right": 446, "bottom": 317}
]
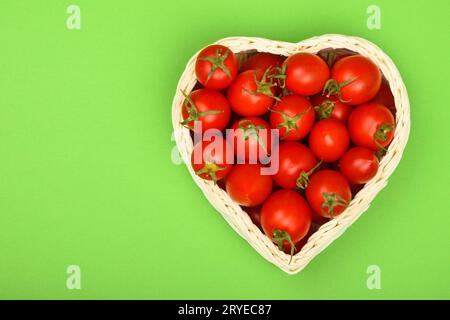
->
[{"left": 183, "top": 44, "right": 396, "bottom": 261}]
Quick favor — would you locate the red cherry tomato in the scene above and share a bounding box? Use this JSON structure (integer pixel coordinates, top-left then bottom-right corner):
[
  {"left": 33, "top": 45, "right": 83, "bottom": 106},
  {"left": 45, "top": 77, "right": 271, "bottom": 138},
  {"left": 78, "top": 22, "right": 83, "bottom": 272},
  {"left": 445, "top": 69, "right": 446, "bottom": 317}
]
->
[
  {"left": 306, "top": 170, "right": 352, "bottom": 218},
  {"left": 240, "top": 53, "right": 285, "bottom": 73},
  {"left": 272, "top": 142, "right": 318, "bottom": 189},
  {"left": 370, "top": 77, "right": 396, "bottom": 114},
  {"left": 261, "top": 190, "right": 312, "bottom": 257},
  {"left": 191, "top": 136, "right": 233, "bottom": 183},
  {"left": 181, "top": 89, "right": 231, "bottom": 133},
  {"left": 269, "top": 94, "right": 315, "bottom": 141},
  {"left": 284, "top": 53, "right": 330, "bottom": 96},
  {"left": 329, "top": 55, "right": 381, "bottom": 105},
  {"left": 225, "top": 164, "right": 273, "bottom": 207},
  {"left": 339, "top": 147, "right": 379, "bottom": 184},
  {"left": 195, "top": 45, "right": 238, "bottom": 90},
  {"left": 227, "top": 69, "right": 277, "bottom": 116},
  {"left": 229, "top": 117, "right": 271, "bottom": 162},
  {"left": 308, "top": 119, "right": 350, "bottom": 162},
  {"left": 348, "top": 103, "right": 395, "bottom": 151},
  {"left": 311, "top": 94, "right": 352, "bottom": 124}
]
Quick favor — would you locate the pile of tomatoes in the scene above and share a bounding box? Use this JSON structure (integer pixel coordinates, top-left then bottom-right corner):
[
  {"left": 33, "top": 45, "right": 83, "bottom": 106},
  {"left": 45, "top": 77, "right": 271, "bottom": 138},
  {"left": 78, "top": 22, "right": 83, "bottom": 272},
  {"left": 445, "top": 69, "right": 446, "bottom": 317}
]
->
[{"left": 182, "top": 44, "right": 396, "bottom": 260}]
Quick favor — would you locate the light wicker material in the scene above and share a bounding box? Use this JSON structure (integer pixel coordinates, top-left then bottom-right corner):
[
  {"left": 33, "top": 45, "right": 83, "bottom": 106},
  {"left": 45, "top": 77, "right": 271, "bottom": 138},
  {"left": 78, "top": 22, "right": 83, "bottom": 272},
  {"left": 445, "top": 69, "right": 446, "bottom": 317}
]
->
[{"left": 171, "top": 34, "right": 410, "bottom": 274}]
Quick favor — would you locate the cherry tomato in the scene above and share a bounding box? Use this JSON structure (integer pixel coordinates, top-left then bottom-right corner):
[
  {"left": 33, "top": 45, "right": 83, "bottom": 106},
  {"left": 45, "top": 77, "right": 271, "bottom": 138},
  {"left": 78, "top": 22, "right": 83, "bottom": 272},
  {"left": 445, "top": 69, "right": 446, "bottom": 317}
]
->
[
  {"left": 370, "top": 77, "right": 396, "bottom": 114},
  {"left": 305, "top": 170, "right": 352, "bottom": 218},
  {"left": 348, "top": 103, "right": 395, "bottom": 151},
  {"left": 191, "top": 136, "right": 233, "bottom": 183},
  {"left": 261, "top": 190, "right": 312, "bottom": 258},
  {"left": 272, "top": 142, "right": 318, "bottom": 189},
  {"left": 227, "top": 69, "right": 277, "bottom": 116},
  {"left": 269, "top": 94, "right": 315, "bottom": 141},
  {"left": 240, "top": 53, "right": 285, "bottom": 73},
  {"left": 311, "top": 94, "right": 352, "bottom": 124},
  {"left": 308, "top": 119, "right": 350, "bottom": 162},
  {"left": 284, "top": 53, "right": 330, "bottom": 96},
  {"left": 181, "top": 89, "right": 231, "bottom": 132},
  {"left": 229, "top": 117, "right": 272, "bottom": 162},
  {"left": 328, "top": 55, "right": 381, "bottom": 105},
  {"left": 339, "top": 147, "right": 379, "bottom": 184},
  {"left": 225, "top": 164, "right": 273, "bottom": 207},
  {"left": 195, "top": 45, "right": 238, "bottom": 90}
]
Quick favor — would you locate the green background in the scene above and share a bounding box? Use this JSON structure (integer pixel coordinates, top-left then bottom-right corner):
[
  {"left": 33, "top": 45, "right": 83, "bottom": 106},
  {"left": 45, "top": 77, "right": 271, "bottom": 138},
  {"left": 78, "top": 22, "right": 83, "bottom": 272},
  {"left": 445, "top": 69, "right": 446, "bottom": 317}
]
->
[{"left": 1, "top": 0, "right": 449, "bottom": 299}]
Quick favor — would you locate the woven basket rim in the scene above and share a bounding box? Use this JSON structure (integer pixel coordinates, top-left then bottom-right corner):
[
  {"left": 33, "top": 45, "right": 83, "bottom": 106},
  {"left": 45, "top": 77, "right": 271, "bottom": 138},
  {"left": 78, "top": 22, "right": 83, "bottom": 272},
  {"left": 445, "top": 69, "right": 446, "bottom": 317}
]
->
[{"left": 172, "top": 34, "right": 410, "bottom": 274}]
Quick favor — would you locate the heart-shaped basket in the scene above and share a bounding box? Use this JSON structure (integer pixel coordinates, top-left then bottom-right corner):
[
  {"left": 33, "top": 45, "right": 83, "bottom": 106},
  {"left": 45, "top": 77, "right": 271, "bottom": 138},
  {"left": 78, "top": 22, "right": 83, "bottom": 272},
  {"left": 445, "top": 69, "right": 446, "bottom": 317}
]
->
[{"left": 171, "top": 34, "right": 410, "bottom": 274}]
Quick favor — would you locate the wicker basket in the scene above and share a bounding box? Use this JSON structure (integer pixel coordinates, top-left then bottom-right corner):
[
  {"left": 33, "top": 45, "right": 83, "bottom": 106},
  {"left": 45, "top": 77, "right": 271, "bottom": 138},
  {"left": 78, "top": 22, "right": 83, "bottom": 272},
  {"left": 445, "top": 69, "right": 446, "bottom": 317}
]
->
[{"left": 171, "top": 34, "right": 410, "bottom": 274}]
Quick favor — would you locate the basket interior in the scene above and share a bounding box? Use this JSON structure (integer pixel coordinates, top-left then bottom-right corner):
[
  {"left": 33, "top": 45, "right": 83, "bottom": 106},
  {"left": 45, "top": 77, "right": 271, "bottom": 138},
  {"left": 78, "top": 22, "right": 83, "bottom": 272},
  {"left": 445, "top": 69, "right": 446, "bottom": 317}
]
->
[{"left": 187, "top": 47, "right": 396, "bottom": 262}]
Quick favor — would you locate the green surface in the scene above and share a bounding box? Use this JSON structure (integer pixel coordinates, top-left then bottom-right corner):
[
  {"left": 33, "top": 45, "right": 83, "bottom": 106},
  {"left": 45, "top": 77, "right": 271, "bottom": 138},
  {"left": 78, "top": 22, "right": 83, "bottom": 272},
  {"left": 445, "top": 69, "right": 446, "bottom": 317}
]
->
[{"left": 0, "top": 0, "right": 449, "bottom": 299}]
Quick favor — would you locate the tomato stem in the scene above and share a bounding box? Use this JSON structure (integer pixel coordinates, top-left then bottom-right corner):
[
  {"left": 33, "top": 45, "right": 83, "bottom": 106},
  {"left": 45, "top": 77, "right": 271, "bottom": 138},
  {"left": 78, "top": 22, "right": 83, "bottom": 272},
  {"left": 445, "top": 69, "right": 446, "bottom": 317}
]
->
[
  {"left": 237, "top": 119, "right": 268, "bottom": 154},
  {"left": 244, "top": 68, "right": 280, "bottom": 101},
  {"left": 268, "top": 106, "right": 311, "bottom": 139},
  {"left": 180, "top": 90, "right": 224, "bottom": 128},
  {"left": 322, "top": 78, "right": 356, "bottom": 102},
  {"left": 272, "top": 228, "right": 295, "bottom": 264},
  {"left": 195, "top": 162, "right": 227, "bottom": 184},
  {"left": 373, "top": 123, "right": 394, "bottom": 151},
  {"left": 314, "top": 100, "right": 336, "bottom": 120},
  {"left": 267, "top": 64, "right": 287, "bottom": 88},
  {"left": 198, "top": 48, "right": 232, "bottom": 83},
  {"left": 296, "top": 160, "right": 323, "bottom": 190},
  {"left": 321, "top": 192, "right": 349, "bottom": 218}
]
